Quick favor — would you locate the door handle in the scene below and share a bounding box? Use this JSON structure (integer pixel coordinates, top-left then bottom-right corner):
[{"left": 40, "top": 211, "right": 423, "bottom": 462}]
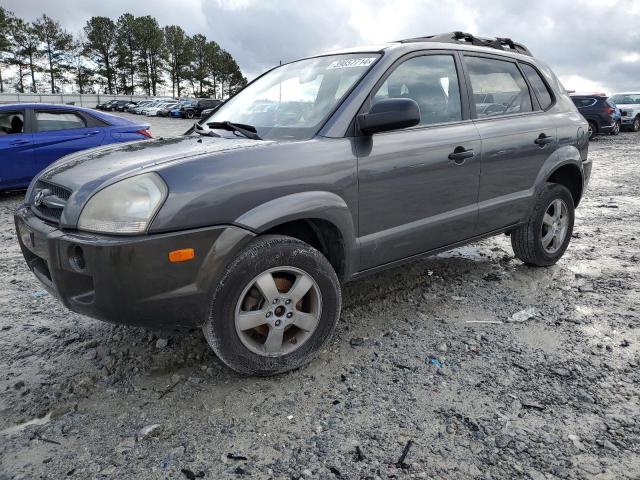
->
[
  {"left": 448, "top": 147, "right": 474, "bottom": 164},
  {"left": 534, "top": 133, "right": 554, "bottom": 146},
  {"left": 10, "top": 139, "right": 30, "bottom": 146},
  {"left": 84, "top": 130, "right": 100, "bottom": 136}
]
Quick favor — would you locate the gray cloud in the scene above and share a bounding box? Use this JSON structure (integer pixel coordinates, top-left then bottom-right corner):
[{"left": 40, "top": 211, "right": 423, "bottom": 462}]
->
[{"left": 3, "top": 0, "right": 639, "bottom": 92}]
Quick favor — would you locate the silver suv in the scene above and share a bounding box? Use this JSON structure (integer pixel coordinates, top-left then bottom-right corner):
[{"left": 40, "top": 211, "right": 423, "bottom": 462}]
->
[{"left": 609, "top": 92, "right": 640, "bottom": 132}]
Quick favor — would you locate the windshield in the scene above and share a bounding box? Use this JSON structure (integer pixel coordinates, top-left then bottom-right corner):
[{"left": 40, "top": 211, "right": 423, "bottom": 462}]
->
[
  {"left": 203, "top": 53, "right": 380, "bottom": 140},
  {"left": 610, "top": 94, "right": 640, "bottom": 105}
]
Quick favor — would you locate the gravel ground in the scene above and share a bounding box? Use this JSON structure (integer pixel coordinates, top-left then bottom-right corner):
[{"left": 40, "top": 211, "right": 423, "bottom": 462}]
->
[
  {"left": 115, "top": 111, "right": 195, "bottom": 137},
  {"left": 0, "top": 119, "right": 639, "bottom": 479}
]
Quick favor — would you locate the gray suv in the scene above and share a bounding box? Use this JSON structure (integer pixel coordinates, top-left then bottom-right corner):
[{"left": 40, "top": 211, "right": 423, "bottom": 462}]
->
[{"left": 15, "top": 32, "right": 591, "bottom": 376}]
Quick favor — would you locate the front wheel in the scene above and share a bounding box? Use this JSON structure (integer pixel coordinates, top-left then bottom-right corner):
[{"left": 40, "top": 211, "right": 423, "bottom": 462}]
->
[
  {"left": 511, "top": 183, "right": 575, "bottom": 267},
  {"left": 186, "top": 110, "right": 195, "bottom": 119},
  {"left": 587, "top": 121, "right": 597, "bottom": 140},
  {"left": 633, "top": 116, "right": 640, "bottom": 132},
  {"left": 203, "top": 235, "right": 341, "bottom": 376}
]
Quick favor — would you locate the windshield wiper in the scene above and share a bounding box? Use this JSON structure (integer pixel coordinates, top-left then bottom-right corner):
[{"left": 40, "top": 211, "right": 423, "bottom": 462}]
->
[{"left": 207, "top": 121, "right": 262, "bottom": 140}]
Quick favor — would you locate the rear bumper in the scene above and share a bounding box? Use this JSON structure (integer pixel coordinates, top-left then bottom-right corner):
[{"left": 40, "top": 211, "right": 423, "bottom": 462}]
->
[
  {"left": 598, "top": 124, "right": 614, "bottom": 134},
  {"left": 15, "top": 205, "right": 254, "bottom": 329}
]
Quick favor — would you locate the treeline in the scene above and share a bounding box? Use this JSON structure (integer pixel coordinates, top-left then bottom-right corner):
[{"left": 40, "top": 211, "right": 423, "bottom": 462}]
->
[{"left": 0, "top": 7, "right": 247, "bottom": 99}]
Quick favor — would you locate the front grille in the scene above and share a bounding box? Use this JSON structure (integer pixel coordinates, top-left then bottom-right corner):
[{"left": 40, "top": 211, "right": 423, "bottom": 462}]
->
[{"left": 31, "top": 180, "right": 72, "bottom": 224}]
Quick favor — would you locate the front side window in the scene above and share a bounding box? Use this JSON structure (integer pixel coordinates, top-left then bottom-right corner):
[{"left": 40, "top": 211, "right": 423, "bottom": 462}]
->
[
  {"left": 370, "top": 54, "right": 462, "bottom": 126},
  {"left": 204, "top": 53, "right": 380, "bottom": 140},
  {"left": 465, "top": 56, "right": 532, "bottom": 118},
  {"left": 0, "top": 112, "right": 25, "bottom": 135},
  {"left": 520, "top": 63, "right": 553, "bottom": 110},
  {"left": 36, "top": 111, "right": 86, "bottom": 132}
]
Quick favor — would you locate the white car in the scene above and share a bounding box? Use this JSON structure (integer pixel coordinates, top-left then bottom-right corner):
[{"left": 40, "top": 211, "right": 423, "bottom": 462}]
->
[
  {"left": 609, "top": 93, "right": 640, "bottom": 132},
  {"left": 150, "top": 102, "right": 178, "bottom": 117}
]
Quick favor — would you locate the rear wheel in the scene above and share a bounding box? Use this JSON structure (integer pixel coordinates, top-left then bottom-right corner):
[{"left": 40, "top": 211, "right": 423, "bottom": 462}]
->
[
  {"left": 610, "top": 120, "right": 621, "bottom": 135},
  {"left": 203, "top": 235, "right": 341, "bottom": 376},
  {"left": 186, "top": 110, "right": 195, "bottom": 119},
  {"left": 511, "top": 183, "right": 575, "bottom": 267},
  {"left": 587, "top": 121, "right": 597, "bottom": 140}
]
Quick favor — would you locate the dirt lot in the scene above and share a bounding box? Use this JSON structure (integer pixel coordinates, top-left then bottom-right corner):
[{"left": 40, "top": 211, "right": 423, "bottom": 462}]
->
[{"left": 0, "top": 122, "right": 638, "bottom": 479}]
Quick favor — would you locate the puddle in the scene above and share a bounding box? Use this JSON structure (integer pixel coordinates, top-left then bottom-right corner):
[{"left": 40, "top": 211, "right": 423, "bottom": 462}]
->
[{"left": 1, "top": 412, "right": 51, "bottom": 436}]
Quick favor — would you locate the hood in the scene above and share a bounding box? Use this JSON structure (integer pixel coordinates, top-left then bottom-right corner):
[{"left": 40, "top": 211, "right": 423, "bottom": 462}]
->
[
  {"left": 30, "top": 135, "right": 272, "bottom": 227},
  {"left": 619, "top": 103, "right": 640, "bottom": 111},
  {"left": 39, "top": 135, "right": 266, "bottom": 191}
]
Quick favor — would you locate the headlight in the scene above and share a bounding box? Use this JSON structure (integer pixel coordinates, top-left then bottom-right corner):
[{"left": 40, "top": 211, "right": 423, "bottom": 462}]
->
[{"left": 78, "top": 173, "right": 168, "bottom": 234}]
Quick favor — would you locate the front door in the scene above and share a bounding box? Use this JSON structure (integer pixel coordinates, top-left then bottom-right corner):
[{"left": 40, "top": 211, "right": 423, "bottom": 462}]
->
[
  {"left": 0, "top": 109, "right": 34, "bottom": 189},
  {"left": 357, "top": 52, "right": 481, "bottom": 270}
]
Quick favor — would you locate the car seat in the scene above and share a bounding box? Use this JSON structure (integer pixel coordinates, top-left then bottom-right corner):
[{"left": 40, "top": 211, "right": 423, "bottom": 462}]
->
[{"left": 10, "top": 116, "right": 24, "bottom": 134}]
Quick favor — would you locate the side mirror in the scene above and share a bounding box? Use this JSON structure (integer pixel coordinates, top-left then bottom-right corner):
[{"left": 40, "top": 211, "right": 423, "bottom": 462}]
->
[{"left": 358, "top": 98, "right": 420, "bottom": 135}]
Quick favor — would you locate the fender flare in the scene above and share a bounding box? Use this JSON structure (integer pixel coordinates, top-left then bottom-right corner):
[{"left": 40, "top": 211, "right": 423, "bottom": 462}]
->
[
  {"left": 535, "top": 145, "right": 584, "bottom": 188},
  {"left": 234, "top": 191, "right": 358, "bottom": 277}
]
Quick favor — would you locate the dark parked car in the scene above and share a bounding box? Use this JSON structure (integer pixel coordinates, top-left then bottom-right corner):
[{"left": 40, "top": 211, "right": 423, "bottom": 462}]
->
[
  {"left": 104, "top": 100, "right": 133, "bottom": 112},
  {"left": 570, "top": 93, "right": 618, "bottom": 139},
  {"left": 95, "top": 100, "right": 118, "bottom": 111},
  {"left": 199, "top": 103, "right": 224, "bottom": 121},
  {"left": 0, "top": 103, "right": 151, "bottom": 190},
  {"left": 115, "top": 101, "right": 137, "bottom": 112},
  {"left": 15, "top": 32, "right": 590, "bottom": 376},
  {"left": 179, "top": 99, "right": 222, "bottom": 119}
]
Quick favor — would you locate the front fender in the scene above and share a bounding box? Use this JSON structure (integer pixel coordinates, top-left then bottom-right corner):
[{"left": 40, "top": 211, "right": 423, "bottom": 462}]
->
[{"left": 234, "top": 190, "right": 358, "bottom": 277}]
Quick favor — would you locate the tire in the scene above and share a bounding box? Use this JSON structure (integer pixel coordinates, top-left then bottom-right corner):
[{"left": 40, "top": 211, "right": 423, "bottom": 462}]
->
[
  {"left": 587, "top": 121, "right": 597, "bottom": 140},
  {"left": 186, "top": 110, "right": 195, "bottom": 119},
  {"left": 511, "top": 183, "right": 575, "bottom": 267},
  {"left": 203, "top": 235, "right": 341, "bottom": 376},
  {"left": 610, "top": 120, "right": 620, "bottom": 136},
  {"left": 633, "top": 116, "right": 640, "bottom": 133}
]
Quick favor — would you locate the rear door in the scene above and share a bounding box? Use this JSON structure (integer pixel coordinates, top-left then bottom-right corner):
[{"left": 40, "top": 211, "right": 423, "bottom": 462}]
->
[
  {"left": 357, "top": 51, "right": 481, "bottom": 269},
  {"left": 31, "top": 109, "right": 106, "bottom": 173},
  {"left": 463, "top": 54, "right": 558, "bottom": 232},
  {"left": 0, "top": 108, "right": 34, "bottom": 189}
]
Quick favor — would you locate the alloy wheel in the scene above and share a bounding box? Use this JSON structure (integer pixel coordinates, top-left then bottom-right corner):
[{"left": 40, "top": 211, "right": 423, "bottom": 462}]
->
[
  {"left": 234, "top": 266, "right": 322, "bottom": 357},
  {"left": 540, "top": 199, "right": 569, "bottom": 254}
]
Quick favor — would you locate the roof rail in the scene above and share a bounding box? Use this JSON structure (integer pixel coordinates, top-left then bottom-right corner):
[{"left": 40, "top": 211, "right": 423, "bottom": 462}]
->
[{"left": 398, "top": 31, "right": 532, "bottom": 56}]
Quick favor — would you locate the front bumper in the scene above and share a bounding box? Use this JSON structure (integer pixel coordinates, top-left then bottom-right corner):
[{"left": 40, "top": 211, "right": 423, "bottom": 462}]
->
[{"left": 15, "top": 205, "right": 254, "bottom": 329}]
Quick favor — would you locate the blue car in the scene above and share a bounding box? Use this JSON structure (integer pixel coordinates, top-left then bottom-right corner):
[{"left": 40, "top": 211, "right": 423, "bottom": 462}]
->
[{"left": 0, "top": 103, "right": 152, "bottom": 190}]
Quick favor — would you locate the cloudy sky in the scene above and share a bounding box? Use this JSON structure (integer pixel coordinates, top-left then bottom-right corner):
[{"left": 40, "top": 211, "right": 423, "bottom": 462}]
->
[{"left": 4, "top": 0, "right": 640, "bottom": 93}]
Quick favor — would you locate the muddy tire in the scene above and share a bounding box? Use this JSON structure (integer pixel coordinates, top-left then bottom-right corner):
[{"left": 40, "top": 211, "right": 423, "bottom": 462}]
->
[
  {"left": 511, "top": 183, "right": 575, "bottom": 267},
  {"left": 610, "top": 120, "right": 620, "bottom": 136},
  {"left": 203, "top": 235, "right": 341, "bottom": 376}
]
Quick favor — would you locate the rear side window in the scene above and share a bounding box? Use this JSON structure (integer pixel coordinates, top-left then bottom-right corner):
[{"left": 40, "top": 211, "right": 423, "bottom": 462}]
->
[
  {"left": 371, "top": 54, "right": 462, "bottom": 126},
  {"left": 36, "top": 111, "right": 86, "bottom": 132},
  {"left": 572, "top": 98, "right": 596, "bottom": 108},
  {"left": 465, "top": 56, "right": 532, "bottom": 118},
  {"left": 0, "top": 111, "right": 25, "bottom": 135},
  {"left": 520, "top": 63, "right": 553, "bottom": 110}
]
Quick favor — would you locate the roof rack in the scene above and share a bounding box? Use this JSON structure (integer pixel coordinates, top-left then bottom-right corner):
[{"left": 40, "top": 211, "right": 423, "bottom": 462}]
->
[{"left": 398, "top": 31, "right": 532, "bottom": 56}]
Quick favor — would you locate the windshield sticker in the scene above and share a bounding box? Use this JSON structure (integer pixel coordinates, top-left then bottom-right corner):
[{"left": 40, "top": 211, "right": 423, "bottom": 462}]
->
[{"left": 327, "top": 57, "right": 377, "bottom": 70}]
